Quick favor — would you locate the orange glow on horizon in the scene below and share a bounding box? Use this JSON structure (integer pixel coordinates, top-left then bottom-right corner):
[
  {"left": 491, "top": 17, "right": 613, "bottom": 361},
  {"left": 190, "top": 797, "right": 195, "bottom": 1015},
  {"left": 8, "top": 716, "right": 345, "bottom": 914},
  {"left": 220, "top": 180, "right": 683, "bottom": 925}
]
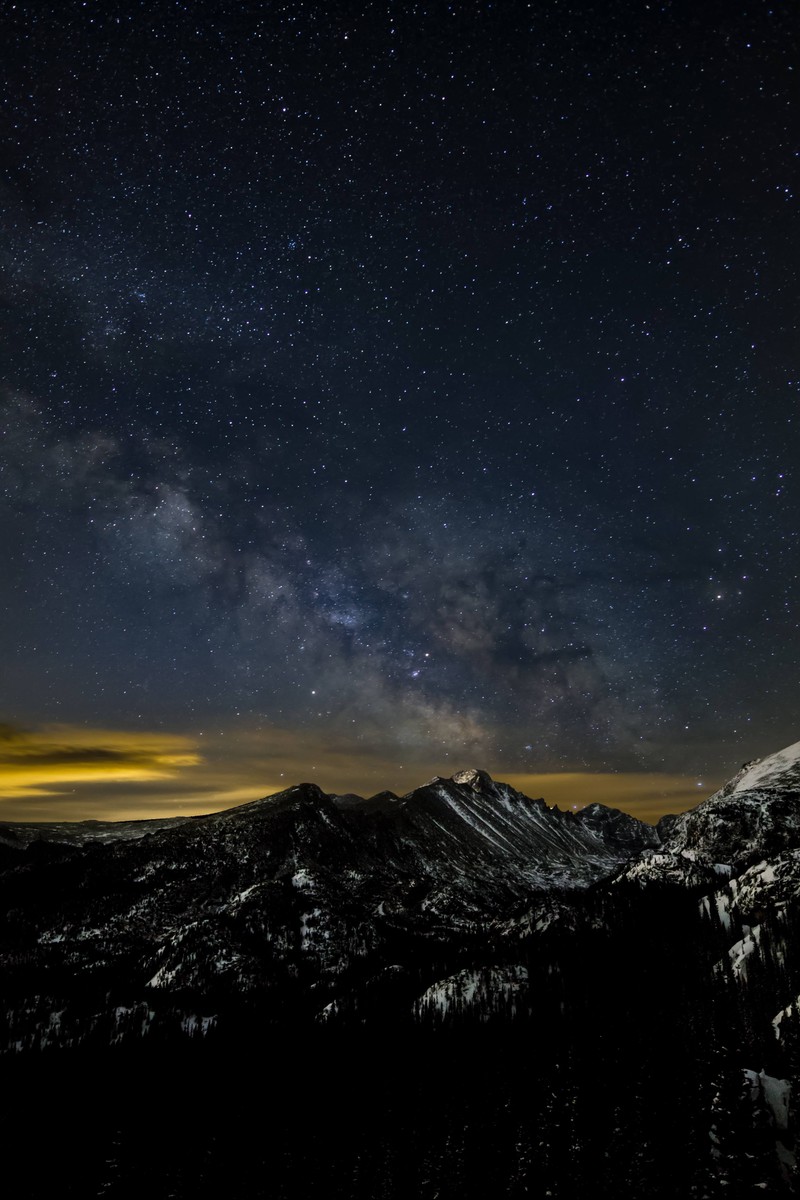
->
[{"left": 0, "top": 722, "right": 721, "bottom": 825}]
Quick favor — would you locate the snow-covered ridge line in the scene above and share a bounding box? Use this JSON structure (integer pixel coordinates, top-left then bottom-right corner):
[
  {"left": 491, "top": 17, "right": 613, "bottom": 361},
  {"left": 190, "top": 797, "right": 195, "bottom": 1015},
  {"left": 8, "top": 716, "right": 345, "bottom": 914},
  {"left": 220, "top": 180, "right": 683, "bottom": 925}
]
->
[{"left": 716, "top": 739, "right": 800, "bottom": 799}]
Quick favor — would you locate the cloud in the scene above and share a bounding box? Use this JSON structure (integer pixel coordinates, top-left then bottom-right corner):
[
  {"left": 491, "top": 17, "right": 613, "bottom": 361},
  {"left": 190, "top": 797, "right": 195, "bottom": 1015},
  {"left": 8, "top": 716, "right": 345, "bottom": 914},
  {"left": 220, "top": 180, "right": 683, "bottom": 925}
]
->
[
  {"left": 0, "top": 723, "right": 26, "bottom": 741},
  {"left": 0, "top": 724, "right": 202, "bottom": 803},
  {"left": 2, "top": 747, "right": 147, "bottom": 766}
]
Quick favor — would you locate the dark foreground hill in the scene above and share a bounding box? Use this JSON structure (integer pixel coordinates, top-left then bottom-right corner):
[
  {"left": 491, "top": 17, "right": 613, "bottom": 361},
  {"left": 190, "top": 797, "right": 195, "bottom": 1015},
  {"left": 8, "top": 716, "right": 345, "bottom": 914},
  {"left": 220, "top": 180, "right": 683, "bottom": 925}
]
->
[{"left": 3, "top": 744, "right": 800, "bottom": 1197}]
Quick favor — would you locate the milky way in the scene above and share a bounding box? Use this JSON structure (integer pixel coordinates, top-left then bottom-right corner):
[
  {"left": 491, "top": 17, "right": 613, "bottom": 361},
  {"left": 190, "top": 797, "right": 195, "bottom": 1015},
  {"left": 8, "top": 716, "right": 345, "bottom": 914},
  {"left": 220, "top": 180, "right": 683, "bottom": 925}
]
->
[{"left": 1, "top": 1, "right": 798, "bottom": 819}]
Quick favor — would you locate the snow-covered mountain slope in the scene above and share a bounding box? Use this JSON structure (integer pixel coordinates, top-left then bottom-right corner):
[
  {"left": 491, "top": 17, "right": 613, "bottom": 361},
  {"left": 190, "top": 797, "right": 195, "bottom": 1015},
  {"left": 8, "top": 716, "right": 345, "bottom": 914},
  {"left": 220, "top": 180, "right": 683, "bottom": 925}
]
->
[
  {"left": 721, "top": 739, "right": 800, "bottom": 797},
  {"left": 610, "top": 738, "right": 800, "bottom": 1182},
  {"left": 620, "top": 738, "right": 800, "bottom": 888}
]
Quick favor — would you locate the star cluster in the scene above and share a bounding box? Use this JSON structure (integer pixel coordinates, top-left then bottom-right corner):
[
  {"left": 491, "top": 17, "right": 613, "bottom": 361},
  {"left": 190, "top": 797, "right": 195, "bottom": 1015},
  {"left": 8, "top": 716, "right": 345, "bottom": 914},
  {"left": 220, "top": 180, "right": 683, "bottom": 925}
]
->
[{"left": 1, "top": 1, "right": 798, "bottom": 819}]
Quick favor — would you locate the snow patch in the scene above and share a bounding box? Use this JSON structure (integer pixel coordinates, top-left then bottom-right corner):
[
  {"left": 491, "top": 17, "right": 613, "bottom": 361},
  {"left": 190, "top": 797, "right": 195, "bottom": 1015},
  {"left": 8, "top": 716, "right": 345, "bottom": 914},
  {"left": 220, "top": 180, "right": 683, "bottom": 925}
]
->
[
  {"left": 715, "top": 892, "right": 732, "bottom": 933},
  {"left": 729, "top": 924, "right": 762, "bottom": 981},
  {"left": 414, "top": 965, "right": 529, "bottom": 1022},
  {"left": 146, "top": 964, "right": 180, "bottom": 989},
  {"left": 181, "top": 1014, "right": 217, "bottom": 1038},
  {"left": 230, "top": 883, "right": 260, "bottom": 905},
  {"left": 728, "top": 739, "right": 800, "bottom": 795}
]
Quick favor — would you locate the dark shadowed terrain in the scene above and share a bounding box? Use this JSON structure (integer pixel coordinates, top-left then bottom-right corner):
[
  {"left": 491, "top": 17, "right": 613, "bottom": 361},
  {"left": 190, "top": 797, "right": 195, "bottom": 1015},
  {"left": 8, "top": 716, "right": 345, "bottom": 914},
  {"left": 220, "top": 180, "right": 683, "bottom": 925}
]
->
[{"left": 3, "top": 748, "right": 800, "bottom": 1195}]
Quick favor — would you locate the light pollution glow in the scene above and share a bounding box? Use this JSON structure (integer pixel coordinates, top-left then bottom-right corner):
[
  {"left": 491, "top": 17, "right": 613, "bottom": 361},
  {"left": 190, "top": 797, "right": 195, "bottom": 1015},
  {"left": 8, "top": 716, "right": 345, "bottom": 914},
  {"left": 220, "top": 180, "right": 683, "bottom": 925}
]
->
[{"left": 0, "top": 723, "right": 722, "bottom": 825}]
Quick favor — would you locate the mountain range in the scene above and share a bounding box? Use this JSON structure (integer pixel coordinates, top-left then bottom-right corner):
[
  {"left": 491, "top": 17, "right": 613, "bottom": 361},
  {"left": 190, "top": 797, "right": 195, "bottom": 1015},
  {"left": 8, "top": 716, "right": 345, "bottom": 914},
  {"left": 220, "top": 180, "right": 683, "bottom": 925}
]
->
[{"left": 3, "top": 740, "right": 800, "bottom": 1197}]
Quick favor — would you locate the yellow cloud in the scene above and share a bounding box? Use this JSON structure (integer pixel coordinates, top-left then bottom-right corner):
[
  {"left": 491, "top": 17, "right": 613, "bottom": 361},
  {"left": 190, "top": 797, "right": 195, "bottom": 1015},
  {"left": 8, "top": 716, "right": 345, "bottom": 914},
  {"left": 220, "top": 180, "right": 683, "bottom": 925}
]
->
[{"left": 0, "top": 724, "right": 202, "bottom": 801}]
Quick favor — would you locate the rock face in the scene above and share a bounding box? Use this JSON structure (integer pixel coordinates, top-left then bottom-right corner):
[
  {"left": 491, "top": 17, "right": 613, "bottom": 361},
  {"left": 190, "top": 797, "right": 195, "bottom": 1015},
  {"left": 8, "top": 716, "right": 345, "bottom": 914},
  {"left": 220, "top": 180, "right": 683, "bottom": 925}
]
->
[{"left": 3, "top": 746, "right": 800, "bottom": 1196}]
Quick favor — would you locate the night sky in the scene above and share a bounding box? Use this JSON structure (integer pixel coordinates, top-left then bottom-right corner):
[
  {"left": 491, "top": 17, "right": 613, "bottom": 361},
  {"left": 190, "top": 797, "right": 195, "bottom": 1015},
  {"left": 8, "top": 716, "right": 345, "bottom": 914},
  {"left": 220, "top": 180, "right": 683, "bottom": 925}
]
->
[{"left": 1, "top": 0, "right": 798, "bottom": 823}]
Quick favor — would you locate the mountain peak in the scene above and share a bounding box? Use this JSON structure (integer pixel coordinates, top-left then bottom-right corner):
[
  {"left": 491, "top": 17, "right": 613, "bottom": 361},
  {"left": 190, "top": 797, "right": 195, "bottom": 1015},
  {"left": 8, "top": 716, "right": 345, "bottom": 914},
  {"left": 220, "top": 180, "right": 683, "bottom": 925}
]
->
[{"left": 450, "top": 768, "right": 494, "bottom": 788}]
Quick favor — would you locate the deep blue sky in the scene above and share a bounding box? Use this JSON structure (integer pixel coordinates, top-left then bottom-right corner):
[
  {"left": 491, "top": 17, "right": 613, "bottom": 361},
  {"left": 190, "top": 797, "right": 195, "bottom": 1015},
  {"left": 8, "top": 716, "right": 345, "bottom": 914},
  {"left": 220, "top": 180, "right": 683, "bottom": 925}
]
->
[{"left": 1, "top": 0, "right": 798, "bottom": 820}]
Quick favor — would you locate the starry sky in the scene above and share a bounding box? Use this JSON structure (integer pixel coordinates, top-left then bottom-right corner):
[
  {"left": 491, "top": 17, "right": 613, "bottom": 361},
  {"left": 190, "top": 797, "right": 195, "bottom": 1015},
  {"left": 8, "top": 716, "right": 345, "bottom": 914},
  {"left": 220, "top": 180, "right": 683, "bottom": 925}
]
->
[{"left": 1, "top": 0, "right": 798, "bottom": 824}]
